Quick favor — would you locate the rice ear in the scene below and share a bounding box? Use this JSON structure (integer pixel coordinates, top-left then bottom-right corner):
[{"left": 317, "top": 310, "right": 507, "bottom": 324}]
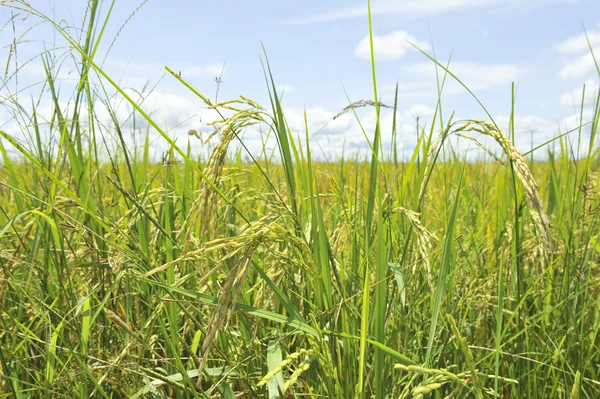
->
[{"left": 454, "top": 119, "right": 552, "bottom": 255}]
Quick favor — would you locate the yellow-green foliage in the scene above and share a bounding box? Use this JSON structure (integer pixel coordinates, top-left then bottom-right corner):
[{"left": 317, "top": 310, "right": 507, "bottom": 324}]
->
[{"left": 1, "top": 1, "right": 599, "bottom": 398}]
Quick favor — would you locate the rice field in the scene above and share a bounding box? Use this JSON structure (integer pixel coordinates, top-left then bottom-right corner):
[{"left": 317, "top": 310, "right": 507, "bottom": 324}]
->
[{"left": 1, "top": 1, "right": 599, "bottom": 398}]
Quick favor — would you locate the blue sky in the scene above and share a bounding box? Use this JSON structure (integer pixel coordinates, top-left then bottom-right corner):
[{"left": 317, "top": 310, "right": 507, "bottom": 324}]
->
[{"left": 1, "top": 0, "right": 599, "bottom": 159}]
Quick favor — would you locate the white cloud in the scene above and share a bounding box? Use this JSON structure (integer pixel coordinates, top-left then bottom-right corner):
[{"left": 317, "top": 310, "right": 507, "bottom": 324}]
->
[
  {"left": 558, "top": 51, "right": 599, "bottom": 79},
  {"left": 443, "top": 114, "right": 563, "bottom": 160},
  {"left": 402, "top": 61, "right": 520, "bottom": 92},
  {"left": 494, "top": 115, "right": 557, "bottom": 147},
  {"left": 277, "top": 84, "right": 296, "bottom": 93},
  {"left": 405, "top": 104, "right": 435, "bottom": 119},
  {"left": 283, "top": 0, "right": 502, "bottom": 25},
  {"left": 95, "top": 89, "right": 206, "bottom": 132},
  {"left": 284, "top": 106, "right": 353, "bottom": 137},
  {"left": 559, "top": 79, "right": 598, "bottom": 107},
  {"left": 259, "top": 106, "right": 591, "bottom": 161},
  {"left": 103, "top": 59, "right": 227, "bottom": 83},
  {"left": 183, "top": 63, "right": 226, "bottom": 78},
  {"left": 560, "top": 106, "right": 597, "bottom": 130},
  {"left": 490, "top": 112, "right": 597, "bottom": 159},
  {"left": 555, "top": 30, "right": 600, "bottom": 55},
  {"left": 354, "top": 31, "right": 430, "bottom": 61},
  {"left": 281, "top": 103, "right": 470, "bottom": 159},
  {"left": 555, "top": 28, "right": 600, "bottom": 79},
  {"left": 5, "top": 90, "right": 586, "bottom": 161}
]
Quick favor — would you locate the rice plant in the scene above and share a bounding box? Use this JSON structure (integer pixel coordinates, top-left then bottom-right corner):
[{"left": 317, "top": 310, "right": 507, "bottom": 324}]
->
[{"left": 0, "top": 1, "right": 599, "bottom": 398}]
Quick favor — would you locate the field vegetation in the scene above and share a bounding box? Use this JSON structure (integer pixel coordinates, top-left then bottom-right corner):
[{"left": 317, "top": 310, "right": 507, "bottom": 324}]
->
[{"left": 1, "top": 1, "right": 599, "bottom": 398}]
